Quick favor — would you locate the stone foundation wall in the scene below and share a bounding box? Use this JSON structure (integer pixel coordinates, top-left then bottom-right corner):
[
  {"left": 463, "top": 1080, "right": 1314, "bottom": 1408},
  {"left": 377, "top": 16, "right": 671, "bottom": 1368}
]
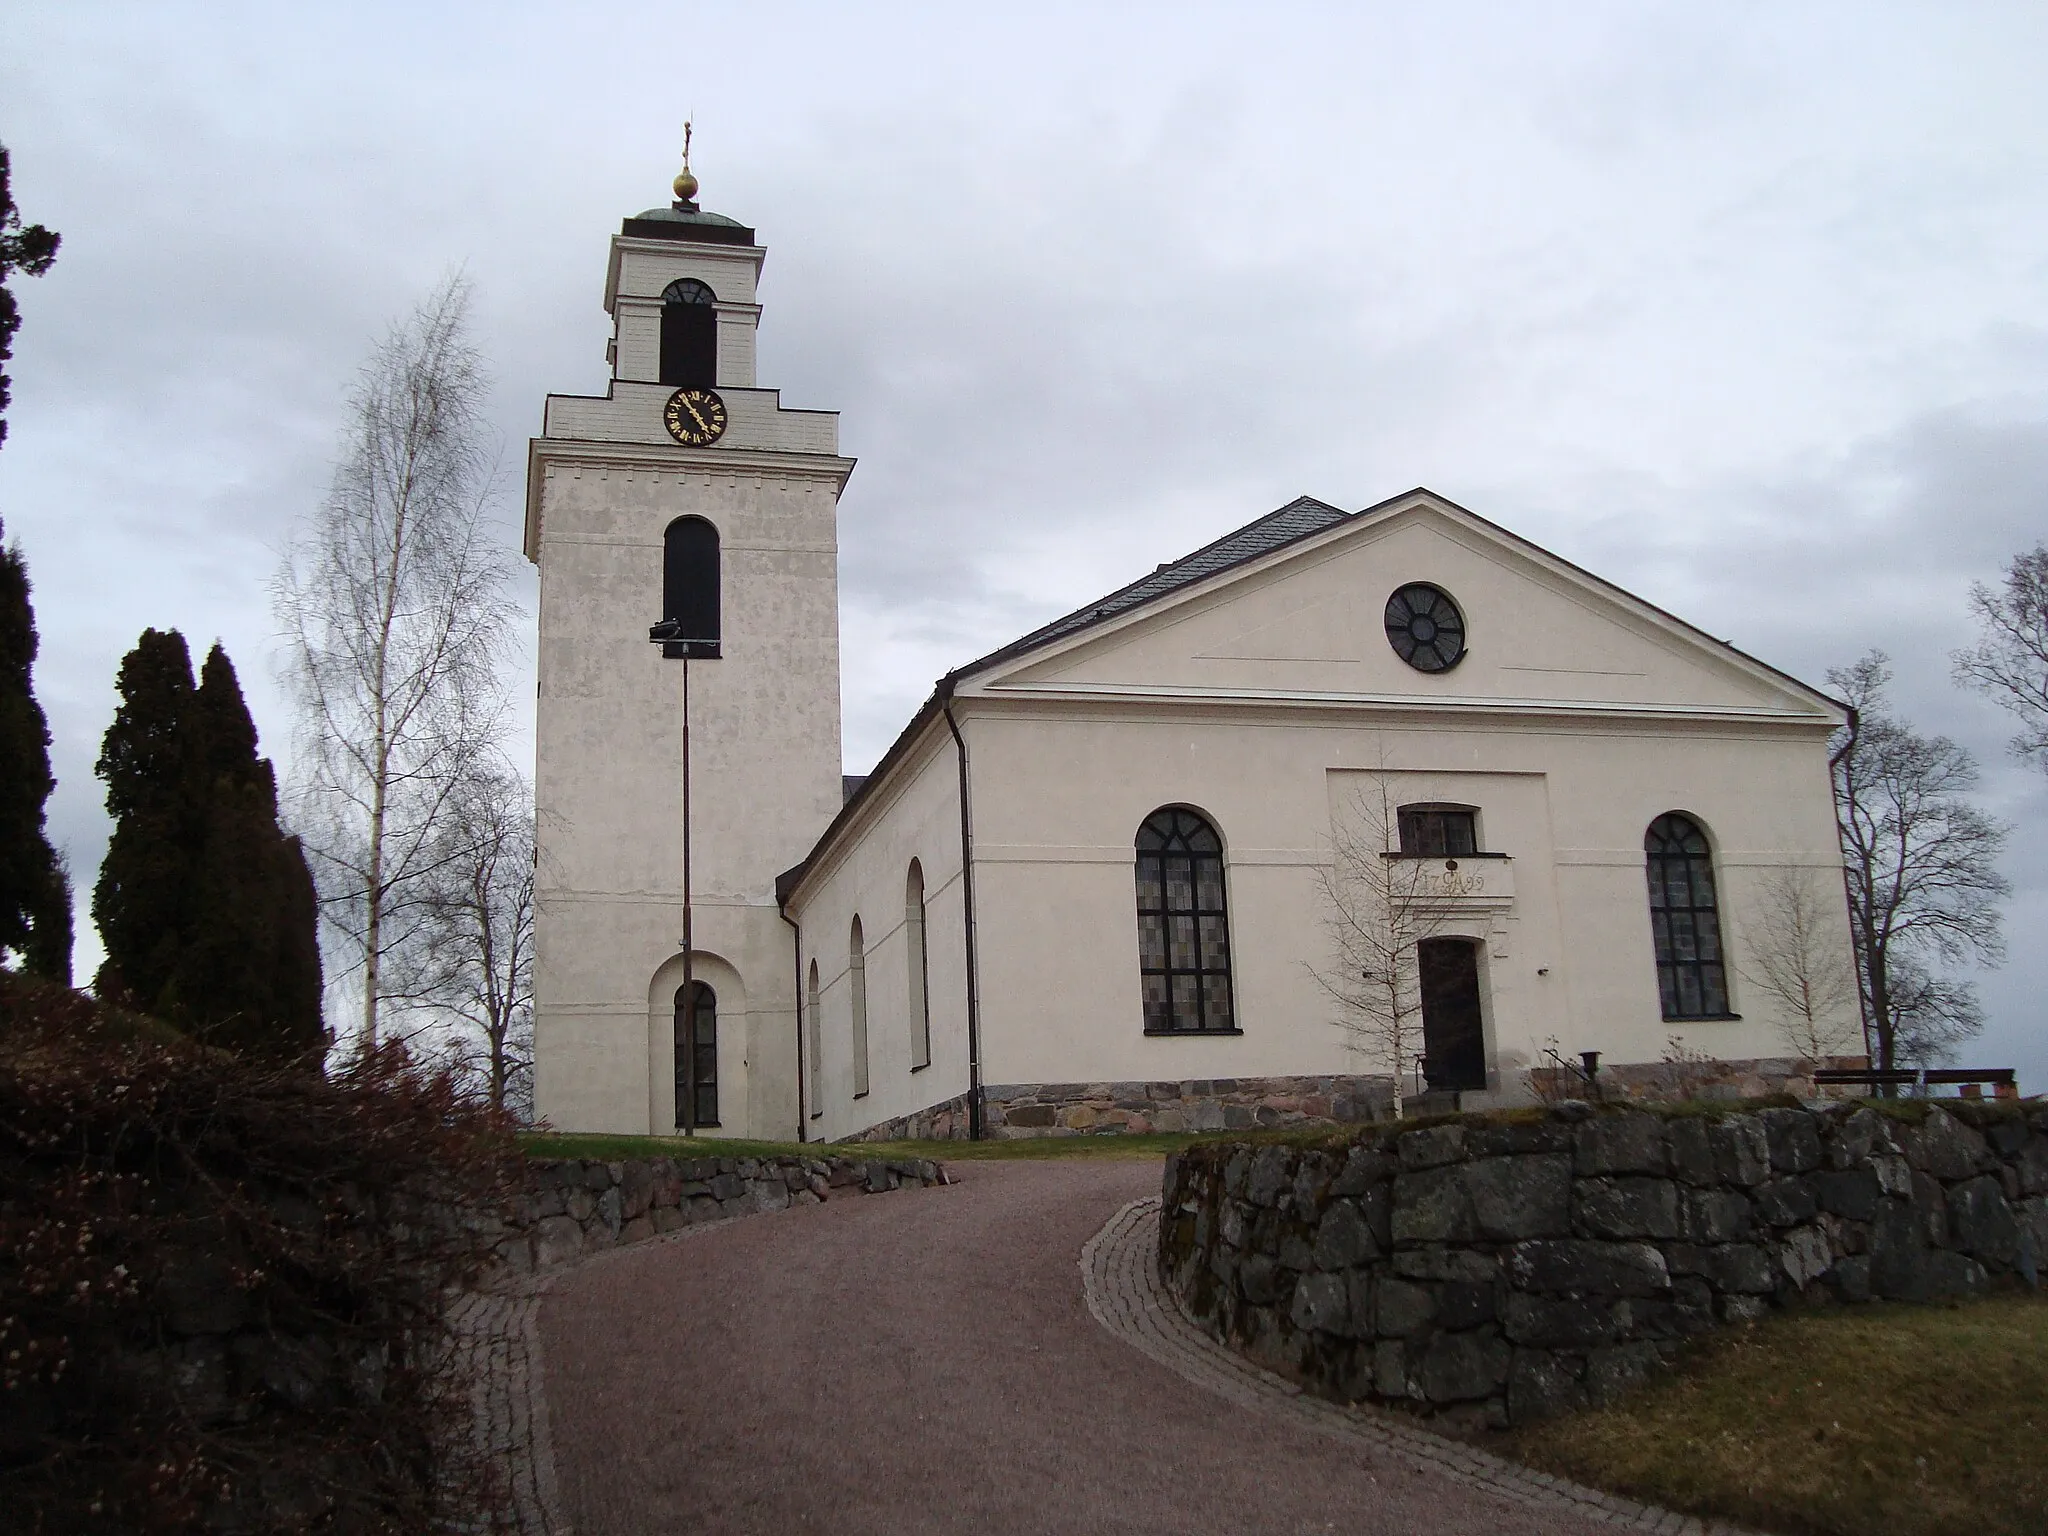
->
[
  {"left": 1530, "top": 1055, "right": 1869, "bottom": 1105},
  {"left": 985, "top": 1076, "right": 1394, "bottom": 1138},
  {"left": 843, "top": 1092, "right": 975, "bottom": 1142},
  {"left": 1159, "top": 1099, "right": 2048, "bottom": 1431},
  {"left": 494, "top": 1152, "right": 948, "bottom": 1273}
]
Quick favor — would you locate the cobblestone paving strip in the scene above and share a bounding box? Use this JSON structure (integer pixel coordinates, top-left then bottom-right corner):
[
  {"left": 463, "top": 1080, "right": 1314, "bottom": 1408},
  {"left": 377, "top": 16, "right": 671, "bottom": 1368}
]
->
[
  {"left": 448, "top": 1213, "right": 747, "bottom": 1535},
  {"left": 1082, "top": 1197, "right": 1771, "bottom": 1536}
]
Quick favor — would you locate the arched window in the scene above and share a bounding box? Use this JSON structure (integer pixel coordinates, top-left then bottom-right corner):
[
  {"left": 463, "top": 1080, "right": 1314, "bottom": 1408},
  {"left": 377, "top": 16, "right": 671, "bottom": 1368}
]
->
[
  {"left": 674, "top": 980, "right": 718, "bottom": 1129},
  {"left": 906, "top": 860, "right": 931, "bottom": 1070},
  {"left": 660, "top": 277, "right": 717, "bottom": 389},
  {"left": 1645, "top": 813, "right": 1730, "bottom": 1020},
  {"left": 1135, "top": 807, "right": 1235, "bottom": 1034},
  {"left": 807, "top": 960, "right": 822, "bottom": 1119},
  {"left": 660, "top": 516, "right": 720, "bottom": 659},
  {"left": 849, "top": 916, "right": 870, "bottom": 1097}
]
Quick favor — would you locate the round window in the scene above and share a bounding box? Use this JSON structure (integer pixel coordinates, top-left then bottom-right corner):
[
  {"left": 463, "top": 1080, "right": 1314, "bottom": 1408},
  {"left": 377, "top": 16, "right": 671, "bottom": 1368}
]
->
[{"left": 1384, "top": 583, "right": 1467, "bottom": 672}]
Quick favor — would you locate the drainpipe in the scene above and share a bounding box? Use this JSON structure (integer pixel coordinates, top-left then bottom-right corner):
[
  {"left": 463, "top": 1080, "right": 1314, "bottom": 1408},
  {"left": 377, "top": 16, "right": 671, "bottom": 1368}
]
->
[
  {"left": 779, "top": 904, "right": 806, "bottom": 1141},
  {"left": 943, "top": 699, "right": 985, "bottom": 1142}
]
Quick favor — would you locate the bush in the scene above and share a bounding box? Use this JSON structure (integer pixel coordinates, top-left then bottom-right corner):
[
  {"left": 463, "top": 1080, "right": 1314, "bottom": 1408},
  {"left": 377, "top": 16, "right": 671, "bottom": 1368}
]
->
[{"left": 0, "top": 973, "right": 520, "bottom": 1532}]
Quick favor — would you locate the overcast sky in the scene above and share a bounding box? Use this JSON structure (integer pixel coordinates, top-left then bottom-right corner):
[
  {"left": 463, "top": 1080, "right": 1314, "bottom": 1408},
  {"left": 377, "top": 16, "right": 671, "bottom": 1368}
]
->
[{"left": 4, "top": 2, "right": 2044, "bottom": 1083}]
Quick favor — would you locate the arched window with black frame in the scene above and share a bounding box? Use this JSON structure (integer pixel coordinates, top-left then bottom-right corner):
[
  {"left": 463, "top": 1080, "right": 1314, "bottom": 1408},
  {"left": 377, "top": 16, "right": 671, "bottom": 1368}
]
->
[
  {"left": 906, "top": 860, "right": 931, "bottom": 1071},
  {"left": 1644, "top": 812, "right": 1731, "bottom": 1020},
  {"left": 849, "top": 916, "right": 870, "bottom": 1098},
  {"left": 674, "top": 980, "right": 718, "bottom": 1129},
  {"left": 660, "top": 516, "right": 720, "bottom": 659},
  {"left": 660, "top": 277, "right": 717, "bottom": 388},
  {"left": 1135, "top": 807, "right": 1236, "bottom": 1034},
  {"left": 806, "top": 960, "right": 822, "bottom": 1119}
]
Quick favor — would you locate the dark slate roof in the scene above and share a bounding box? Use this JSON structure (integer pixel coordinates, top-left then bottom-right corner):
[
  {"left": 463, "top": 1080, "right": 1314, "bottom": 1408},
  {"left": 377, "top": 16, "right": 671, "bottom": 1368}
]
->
[
  {"left": 841, "top": 774, "right": 868, "bottom": 804},
  {"left": 957, "top": 495, "right": 1353, "bottom": 677}
]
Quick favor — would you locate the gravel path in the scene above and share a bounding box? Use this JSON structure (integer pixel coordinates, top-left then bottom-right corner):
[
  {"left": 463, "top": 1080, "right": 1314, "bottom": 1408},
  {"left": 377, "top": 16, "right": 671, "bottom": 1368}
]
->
[{"left": 534, "top": 1157, "right": 1743, "bottom": 1536}]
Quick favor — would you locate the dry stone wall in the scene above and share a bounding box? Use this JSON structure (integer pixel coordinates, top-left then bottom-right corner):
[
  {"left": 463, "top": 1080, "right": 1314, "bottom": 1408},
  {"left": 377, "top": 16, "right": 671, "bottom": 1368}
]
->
[
  {"left": 1160, "top": 1100, "right": 2048, "bottom": 1430},
  {"left": 495, "top": 1152, "right": 948, "bottom": 1273}
]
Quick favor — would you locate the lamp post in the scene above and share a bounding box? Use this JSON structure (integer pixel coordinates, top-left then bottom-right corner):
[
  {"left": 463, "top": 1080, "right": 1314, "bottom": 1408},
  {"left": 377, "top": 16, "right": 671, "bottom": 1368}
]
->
[{"left": 650, "top": 617, "right": 699, "bottom": 1135}]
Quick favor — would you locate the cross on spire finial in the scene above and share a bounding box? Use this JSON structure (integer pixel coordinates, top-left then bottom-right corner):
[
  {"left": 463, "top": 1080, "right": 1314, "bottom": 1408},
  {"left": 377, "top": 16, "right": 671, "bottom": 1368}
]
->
[{"left": 673, "top": 119, "right": 700, "bottom": 209}]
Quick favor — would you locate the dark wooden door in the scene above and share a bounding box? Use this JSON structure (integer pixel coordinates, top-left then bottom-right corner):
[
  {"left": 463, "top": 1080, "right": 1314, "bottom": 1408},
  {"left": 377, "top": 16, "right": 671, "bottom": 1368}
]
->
[{"left": 1418, "top": 938, "right": 1487, "bottom": 1092}]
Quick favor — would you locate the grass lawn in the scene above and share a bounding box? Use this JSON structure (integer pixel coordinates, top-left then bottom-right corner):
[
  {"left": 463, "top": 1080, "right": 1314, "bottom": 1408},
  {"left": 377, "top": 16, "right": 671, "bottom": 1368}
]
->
[
  {"left": 514, "top": 1128, "right": 1281, "bottom": 1164},
  {"left": 1506, "top": 1290, "right": 2048, "bottom": 1536}
]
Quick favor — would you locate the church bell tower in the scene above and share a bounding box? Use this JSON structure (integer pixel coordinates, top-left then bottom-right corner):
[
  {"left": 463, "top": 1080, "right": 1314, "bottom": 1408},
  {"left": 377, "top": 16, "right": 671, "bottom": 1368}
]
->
[{"left": 524, "top": 144, "right": 853, "bottom": 1137}]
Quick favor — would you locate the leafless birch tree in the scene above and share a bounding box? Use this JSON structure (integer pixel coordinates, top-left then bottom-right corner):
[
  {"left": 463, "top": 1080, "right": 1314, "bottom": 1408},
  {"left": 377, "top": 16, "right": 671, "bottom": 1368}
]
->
[
  {"left": 1736, "top": 864, "right": 1863, "bottom": 1060},
  {"left": 1827, "top": 652, "right": 2007, "bottom": 1071},
  {"left": 388, "top": 765, "right": 535, "bottom": 1117},
  {"left": 1312, "top": 772, "right": 1453, "bottom": 1119},
  {"left": 273, "top": 277, "right": 513, "bottom": 1049},
  {"left": 1954, "top": 543, "right": 2048, "bottom": 776}
]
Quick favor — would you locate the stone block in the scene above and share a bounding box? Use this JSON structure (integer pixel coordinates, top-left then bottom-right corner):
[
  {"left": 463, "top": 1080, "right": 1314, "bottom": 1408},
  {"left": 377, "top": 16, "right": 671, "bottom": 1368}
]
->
[
  {"left": 1507, "top": 1239, "right": 1670, "bottom": 1297},
  {"left": 1719, "top": 1294, "right": 1769, "bottom": 1322},
  {"left": 1291, "top": 1153, "right": 1338, "bottom": 1208},
  {"left": 1682, "top": 1188, "right": 1753, "bottom": 1243},
  {"left": 1279, "top": 1230, "right": 1314, "bottom": 1272},
  {"left": 709, "top": 1172, "right": 746, "bottom": 1202},
  {"left": 1392, "top": 1166, "right": 1476, "bottom": 1244},
  {"left": 1913, "top": 1173, "right": 1950, "bottom": 1245},
  {"left": 1508, "top": 1349, "right": 1586, "bottom": 1424},
  {"left": 1826, "top": 1107, "right": 1891, "bottom": 1170},
  {"left": 1872, "top": 1247, "right": 1986, "bottom": 1302},
  {"left": 1375, "top": 1278, "right": 1437, "bottom": 1337},
  {"left": 1503, "top": 1293, "right": 1625, "bottom": 1347},
  {"left": 619, "top": 1215, "right": 655, "bottom": 1246},
  {"left": 1469, "top": 1119, "right": 1574, "bottom": 1157},
  {"left": 1709, "top": 1117, "right": 1770, "bottom": 1187},
  {"left": 564, "top": 1188, "right": 596, "bottom": 1223},
  {"left": 1240, "top": 1254, "right": 1282, "bottom": 1306},
  {"left": 1005, "top": 1104, "right": 1056, "bottom": 1128},
  {"left": 2013, "top": 1137, "right": 2048, "bottom": 1196},
  {"left": 1397, "top": 1124, "right": 1467, "bottom": 1170},
  {"left": 1246, "top": 1146, "right": 1293, "bottom": 1208},
  {"left": 1373, "top": 1340, "right": 1410, "bottom": 1399},
  {"left": 1418, "top": 1329, "right": 1512, "bottom": 1403},
  {"left": 652, "top": 1206, "right": 685, "bottom": 1234},
  {"left": 1436, "top": 1280, "right": 1497, "bottom": 1330},
  {"left": 686, "top": 1195, "right": 721, "bottom": 1224},
  {"left": 1667, "top": 1241, "right": 1775, "bottom": 1294},
  {"left": 1391, "top": 1248, "right": 1498, "bottom": 1283},
  {"left": 534, "top": 1215, "right": 584, "bottom": 1268},
  {"left": 1987, "top": 1116, "right": 2031, "bottom": 1157},
  {"left": 1779, "top": 1225, "right": 1832, "bottom": 1289},
  {"left": 1312, "top": 1200, "right": 1378, "bottom": 1270},
  {"left": 1291, "top": 1272, "right": 1353, "bottom": 1336},
  {"left": 1466, "top": 1155, "right": 1572, "bottom": 1240},
  {"left": 1948, "top": 1175, "right": 2020, "bottom": 1266},
  {"left": 1919, "top": 1109, "right": 1991, "bottom": 1180},
  {"left": 1753, "top": 1178, "right": 1819, "bottom": 1227},
  {"left": 1665, "top": 1117, "right": 1718, "bottom": 1186},
  {"left": 1832, "top": 1254, "right": 1872, "bottom": 1302},
  {"left": 597, "top": 1186, "right": 624, "bottom": 1238},
  {"left": 1575, "top": 1177, "right": 1680, "bottom": 1239},
  {"left": 1760, "top": 1108, "right": 1823, "bottom": 1174},
  {"left": 1586, "top": 1342, "right": 1664, "bottom": 1403},
  {"left": 620, "top": 1162, "right": 654, "bottom": 1220},
  {"left": 1812, "top": 1168, "right": 1881, "bottom": 1222},
  {"left": 1574, "top": 1112, "right": 1666, "bottom": 1176}
]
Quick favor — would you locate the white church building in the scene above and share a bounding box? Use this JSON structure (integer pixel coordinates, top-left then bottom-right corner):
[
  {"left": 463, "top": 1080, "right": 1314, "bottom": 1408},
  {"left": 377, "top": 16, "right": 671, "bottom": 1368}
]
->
[{"left": 524, "top": 167, "right": 1858, "bottom": 1143}]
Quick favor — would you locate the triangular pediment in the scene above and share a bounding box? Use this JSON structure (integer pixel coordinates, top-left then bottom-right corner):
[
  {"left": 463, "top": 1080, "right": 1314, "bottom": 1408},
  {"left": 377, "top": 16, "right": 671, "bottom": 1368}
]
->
[{"left": 956, "top": 490, "right": 1841, "bottom": 723}]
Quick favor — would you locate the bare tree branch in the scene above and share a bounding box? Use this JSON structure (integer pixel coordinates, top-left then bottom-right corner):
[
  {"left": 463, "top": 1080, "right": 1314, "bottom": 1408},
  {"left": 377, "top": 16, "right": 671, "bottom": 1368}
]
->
[
  {"left": 1953, "top": 543, "right": 2048, "bottom": 774},
  {"left": 1736, "top": 864, "right": 1863, "bottom": 1060},
  {"left": 272, "top": 276, "right": 513, "bottom": 1050},
  {"left": 1827, "top": 651, "right": 2008, "bottom": 1071}
]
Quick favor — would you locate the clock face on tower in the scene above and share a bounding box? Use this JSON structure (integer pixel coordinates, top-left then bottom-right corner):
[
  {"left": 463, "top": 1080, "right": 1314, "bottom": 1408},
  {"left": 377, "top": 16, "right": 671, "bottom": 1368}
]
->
[{"left": 663, "top": 387, "right": 728, "bottom": 446}]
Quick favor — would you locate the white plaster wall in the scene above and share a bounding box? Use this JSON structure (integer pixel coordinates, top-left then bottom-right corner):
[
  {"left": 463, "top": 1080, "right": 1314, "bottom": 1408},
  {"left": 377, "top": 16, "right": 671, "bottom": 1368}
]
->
[
  {"left": 787, "top": 720, "right": 974, "bottom": 1144},
  {"left": 529, "top": 440, "right": 848, "bottom": 1137},
  {"left": 951, "top": 701, "right": 1846, "bottom": 1100}
]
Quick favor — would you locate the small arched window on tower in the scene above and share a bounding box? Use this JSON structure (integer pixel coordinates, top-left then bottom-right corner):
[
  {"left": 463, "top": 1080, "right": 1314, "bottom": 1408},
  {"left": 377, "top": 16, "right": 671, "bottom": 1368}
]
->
[
  {"left": 660, "top": 278, "right": 718, "bottom": 389},
  {"left": 674, "top": 980, "right": 718, "bottom": 1129},
  {"left": 660, "top": 516, "right": 720, "bottom": 659},
  {"left": 1644, "top": 812, "right": 1731, "bottom": 1020},
  {"left": 906, "top": 860, "right": 931, "bottom": 1071}
]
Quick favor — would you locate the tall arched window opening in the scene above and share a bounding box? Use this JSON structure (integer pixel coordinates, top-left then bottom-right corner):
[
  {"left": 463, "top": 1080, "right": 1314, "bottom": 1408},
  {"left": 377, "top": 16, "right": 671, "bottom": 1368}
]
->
[
  {"left": 849, "top": 917, "right": 870, "bottom": 1096},
  {"left": 660, "top": 277, "right": 717, "bottom": 388},
  {"left": 661, "top": 516, "right": 720, "bottom": 659},
  {"left": 807, "top": 960, "right": 822, "bottom": 1119},
  {"left": 1135, "top": 807, "right": 1235, "bottom": 1034},
  {"left": 1645, "top": 812, "right": 1730, "bottom": 1020},
  {"left": 674, "top": 980, "right": 718, "bottom": 1129},
  {"left": 906, "top": 861, "right": 931, "bottom": 1070}
]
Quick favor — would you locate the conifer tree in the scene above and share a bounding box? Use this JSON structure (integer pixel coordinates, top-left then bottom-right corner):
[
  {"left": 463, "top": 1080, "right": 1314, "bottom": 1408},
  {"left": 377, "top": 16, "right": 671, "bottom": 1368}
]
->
[
  {"left": 93, "top": 633, "right": 325, "bottom": 1059},
  {"left": 0, "top": 513, "right": 71, "bottom": 980},
  {"left": 93, "top": 628, "right": 198, "bottom": 1011}
]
